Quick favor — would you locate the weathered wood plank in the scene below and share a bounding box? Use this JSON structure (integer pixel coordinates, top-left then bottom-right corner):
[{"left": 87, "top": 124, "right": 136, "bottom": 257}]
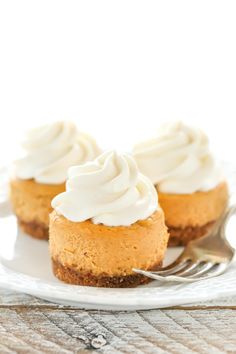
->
[
  {"left": 0, "top": 289, "right": 236, "bottom": 353},
  {"left": 0, "top": 307, "right": 235, "bottom": 354}
]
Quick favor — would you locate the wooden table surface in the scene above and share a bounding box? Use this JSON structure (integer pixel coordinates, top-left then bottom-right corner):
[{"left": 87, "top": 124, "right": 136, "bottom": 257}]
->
[{"left": 0, "top": 289, "right": 236, "bottom": 353}]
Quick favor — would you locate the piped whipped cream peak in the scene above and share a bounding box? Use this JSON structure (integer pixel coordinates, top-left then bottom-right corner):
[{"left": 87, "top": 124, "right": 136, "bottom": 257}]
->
[
  {"left": 52, "top": 150, "right": 158, "bottom": 226},
  {"left": 133, "top": 121, "right": 223, "bottom": 194},
  {"left": 14, "top": 121, "right": 101, "bottom": 184}
]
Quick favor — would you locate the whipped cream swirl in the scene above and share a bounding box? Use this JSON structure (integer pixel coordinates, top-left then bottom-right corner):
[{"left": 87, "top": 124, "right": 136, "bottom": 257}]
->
[
  {"left": 52, "top": 151, "right": 158, "bottom": 226},
  {"left": 14, "top": 121, "right": 101, "bottom": 184},
  {"left": 133, "top": 121, "right": 223, "bottom": 194}
]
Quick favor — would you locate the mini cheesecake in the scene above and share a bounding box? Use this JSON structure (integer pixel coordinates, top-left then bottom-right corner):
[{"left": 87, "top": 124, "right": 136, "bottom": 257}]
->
[
  {"left": 10, "top": 121, "right": 101, "bottom": 239},
  {"left": 133, "top": 121, "right": 228, "bottom": 246},
  {"left": 49, "top": 151, "right": 169, "bottom": 287},
  {"left": 158, "top": 182, "right": 228, "bottom": 246}
]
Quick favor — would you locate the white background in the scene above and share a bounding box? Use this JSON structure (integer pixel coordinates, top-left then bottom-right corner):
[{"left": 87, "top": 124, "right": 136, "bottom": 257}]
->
[{"left": 0, "top": 1, "right": 236, "bottom": 165}]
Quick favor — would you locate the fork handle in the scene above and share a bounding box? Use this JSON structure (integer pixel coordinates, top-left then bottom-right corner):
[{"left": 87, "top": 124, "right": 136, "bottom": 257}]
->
[
  {"left": 218, "top": 204, "right": 236, "bottom": 238},
  {"left": 210, "top": 204, "right": 236, "bottom": 240}
]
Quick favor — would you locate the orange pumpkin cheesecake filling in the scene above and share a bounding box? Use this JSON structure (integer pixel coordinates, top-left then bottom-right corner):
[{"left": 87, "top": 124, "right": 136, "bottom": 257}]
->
[
  {"left": 10, "top": 179, "right": 64, "bottom": 239},
  {"left": 158, "top": 182, "right": 228, "bottom": 246},
  {"left": 50, "top": 209, "right": 168, "bottom": 287}
]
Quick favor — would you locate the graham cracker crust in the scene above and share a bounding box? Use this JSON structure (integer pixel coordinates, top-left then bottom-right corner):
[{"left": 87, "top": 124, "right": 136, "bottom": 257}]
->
[
  {"left": 19, "top": 219, "right": 49, "bottom": 240},
  {"left": 168, "top": 220, "right": 215, "bottom": 246},
  {"left": 52, "top": 258, "right": 162, "bottom": 288}
]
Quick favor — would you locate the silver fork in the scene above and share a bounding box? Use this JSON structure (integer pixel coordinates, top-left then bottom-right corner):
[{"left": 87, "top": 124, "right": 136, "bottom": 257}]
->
[{"left": 133, "top": 205, "right": 236, "bottom": 283}]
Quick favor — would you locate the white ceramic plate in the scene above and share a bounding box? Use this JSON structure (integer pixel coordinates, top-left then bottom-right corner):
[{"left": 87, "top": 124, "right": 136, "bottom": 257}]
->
[
  {"left": 1, "top": 164, "right": 236, "bottom": 311},
  {"left": 0, "top": 200, "right": 236, "bottom": 310}
]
